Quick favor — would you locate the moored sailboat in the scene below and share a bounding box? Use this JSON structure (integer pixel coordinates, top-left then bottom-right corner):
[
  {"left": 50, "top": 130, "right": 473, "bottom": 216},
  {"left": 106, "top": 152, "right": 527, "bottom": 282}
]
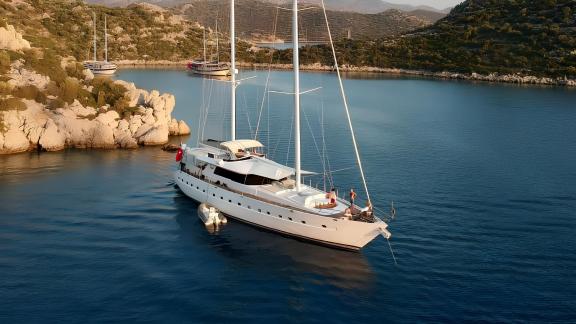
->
[
  {"left": 187, "top": 21, "right": 231, "bottom": 76},
  {"left": 83, "top": 13, "right": 117, "bottom": 75},
  {"left": 175, "top": 0, "right": 392, "bottom": 251}
]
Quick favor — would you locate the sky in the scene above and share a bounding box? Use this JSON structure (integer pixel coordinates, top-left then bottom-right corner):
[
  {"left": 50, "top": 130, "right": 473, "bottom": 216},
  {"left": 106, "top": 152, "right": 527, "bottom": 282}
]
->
[{"left": 396, "top": 0, "right": 463, "bottom": 10}]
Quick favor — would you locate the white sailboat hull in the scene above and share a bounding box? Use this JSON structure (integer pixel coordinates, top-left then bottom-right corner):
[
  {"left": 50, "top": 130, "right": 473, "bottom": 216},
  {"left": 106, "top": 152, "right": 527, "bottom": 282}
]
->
[
  {"left": 189, "top": 69, "right": 230, "bottom": 76},
  {"left": 92, "top": 68, "right": 117, "bottom": 75},
  {"left": 175, "top": 170, "right": 386, "bottom": 250}
]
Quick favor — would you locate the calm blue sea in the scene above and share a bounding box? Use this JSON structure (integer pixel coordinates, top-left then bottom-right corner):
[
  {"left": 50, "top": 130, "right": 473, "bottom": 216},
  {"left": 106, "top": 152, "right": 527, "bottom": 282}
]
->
[{"left": 1, "top": 69, "right": 575, "bottom": 323}]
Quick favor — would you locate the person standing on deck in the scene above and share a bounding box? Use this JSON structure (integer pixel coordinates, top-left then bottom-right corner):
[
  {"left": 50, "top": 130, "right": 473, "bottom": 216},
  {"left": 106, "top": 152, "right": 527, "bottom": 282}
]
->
[{"left": 349, "top": 188, "right": 357, "bottom": 209}]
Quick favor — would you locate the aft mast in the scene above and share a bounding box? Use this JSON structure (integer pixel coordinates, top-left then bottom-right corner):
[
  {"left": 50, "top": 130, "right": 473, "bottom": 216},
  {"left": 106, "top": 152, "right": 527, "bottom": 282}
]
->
[
  {"left": 230, "top": 0, "right": 236, "bottom": 140},
  {"left": 292, "top": 0, "right": 301, "bottom": 191}
]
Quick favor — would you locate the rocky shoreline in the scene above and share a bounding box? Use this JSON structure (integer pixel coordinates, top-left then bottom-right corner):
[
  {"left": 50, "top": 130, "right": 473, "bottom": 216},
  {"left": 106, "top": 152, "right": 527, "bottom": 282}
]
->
[
  {"left": 0, "top": 63, "right": 191, "bottom": 155},
  {"left": 237, "top": 62, "right": 576, "bottom": 87},
  {"left": 117, "top": 60, "right": 576, "bottom": 88},
  {"left": 0, "top": 75, "right": 191, "bottom": 155}
]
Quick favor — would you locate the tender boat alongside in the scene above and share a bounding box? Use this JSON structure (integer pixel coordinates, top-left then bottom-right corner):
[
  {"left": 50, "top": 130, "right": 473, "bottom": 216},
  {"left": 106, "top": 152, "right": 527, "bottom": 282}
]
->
[{"left": 198, "top": 203, "right": 228, "bottom": 226}]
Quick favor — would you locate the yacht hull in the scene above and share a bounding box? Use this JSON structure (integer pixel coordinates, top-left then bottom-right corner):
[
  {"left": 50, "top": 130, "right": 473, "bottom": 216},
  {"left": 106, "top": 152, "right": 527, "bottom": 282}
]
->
[
  {"left": 188, "top": 68, "right": 231, "bottom": 76},
  {"left": 91, "top": 68, "right": 117, "bottom": 75},
  {"left": 175, "top": 170, "right": 386, "bottom": 250}
]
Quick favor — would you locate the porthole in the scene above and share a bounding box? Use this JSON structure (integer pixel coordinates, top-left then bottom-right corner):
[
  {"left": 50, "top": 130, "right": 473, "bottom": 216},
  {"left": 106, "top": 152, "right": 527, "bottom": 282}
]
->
[
  {"left": 288, "top": 217, "right": 293, "bottom": 221},
  {"left": 266, "top": 211, "right": 270, "bottom": 215},
  {"left": 220, "top": 196, "right": 223, "bottom": 200},
  {"left": 278, "top": 215, "right": 282, "bottom": 218},
  {"left": 238, "top": 202, "right": 241, "bottom": 206},
  {"left": 301, "top": 221, "right": 306, "bottom": 224},
  {"left": 322, "top": 225, "right": 327, "bottom": 228},
  {"left": 213, "top": 193, "right": 216, "bottom": 197},
  {"left": 229, "top": 199, "right": 232, "bottom": 203}
]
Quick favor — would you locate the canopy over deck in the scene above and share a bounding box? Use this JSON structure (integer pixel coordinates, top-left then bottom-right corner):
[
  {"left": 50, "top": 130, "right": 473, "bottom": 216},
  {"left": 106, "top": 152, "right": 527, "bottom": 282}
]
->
[{"left": 220, "top": 140, "right": 264, "bottom": 153}]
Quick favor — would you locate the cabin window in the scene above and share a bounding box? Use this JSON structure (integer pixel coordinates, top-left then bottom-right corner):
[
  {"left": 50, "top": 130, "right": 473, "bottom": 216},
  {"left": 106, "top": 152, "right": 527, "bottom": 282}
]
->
[
  {"left": 229, "top": 199, "right": 232, "bottom": 203},
  {"left": 322, "top": 225, "right": 327, "bottom": 228},
  {"left": 266, "top": 211, "right": 270, "bottom": 215},
  {"left": 301, "top": 221, "right": 306, "bottom": 224},
  {"left": 220, "top": 196, "right": 223, "bottom": 200},
  {"left": 288, "top": 217, "right": 293, "bottom": 221},
  {"left": 213, "top": 167, "right": 274, "bottom": 186},
  {"left": 238, "top": 202, "right": 241, "bottom": 206}
]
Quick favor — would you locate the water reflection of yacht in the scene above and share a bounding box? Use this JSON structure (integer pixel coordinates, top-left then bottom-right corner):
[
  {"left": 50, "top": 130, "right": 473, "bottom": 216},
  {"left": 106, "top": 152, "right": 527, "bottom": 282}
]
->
[
  {"left": 174, "top": 0, "right": 392, "bottom": 251},
  {"left": 174, "top": 192, "right": 376, "bottom": 290}
]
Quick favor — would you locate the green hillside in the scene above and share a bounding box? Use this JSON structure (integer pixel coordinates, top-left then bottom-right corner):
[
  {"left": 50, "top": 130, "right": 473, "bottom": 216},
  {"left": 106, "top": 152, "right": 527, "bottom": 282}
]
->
[
  {"left": 0, "top": 0, "right": 204, "bottom": 61},
  {"left": 289, "top": 0, "right": 576, "bottom": 77}
]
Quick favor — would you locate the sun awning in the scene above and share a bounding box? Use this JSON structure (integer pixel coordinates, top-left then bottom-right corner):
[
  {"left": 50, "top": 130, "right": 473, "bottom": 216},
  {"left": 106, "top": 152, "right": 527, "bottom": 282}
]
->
[{"left": 220, "top": 140, "right": 264, "bottom": 153}]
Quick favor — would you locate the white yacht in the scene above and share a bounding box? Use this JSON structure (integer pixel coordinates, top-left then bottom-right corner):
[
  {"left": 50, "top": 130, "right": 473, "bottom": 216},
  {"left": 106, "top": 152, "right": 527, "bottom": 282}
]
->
[
  {"left": 83, "top": 13, "right": 117, "bottom": 76},
  {"left": 174, "top": 0, "right": 392, "bottom": 250}
]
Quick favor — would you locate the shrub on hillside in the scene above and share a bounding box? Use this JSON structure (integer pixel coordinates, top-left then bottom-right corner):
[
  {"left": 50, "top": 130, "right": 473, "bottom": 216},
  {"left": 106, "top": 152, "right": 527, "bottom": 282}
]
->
[
  {"left": 0, "top": 97, "right": 27, "bottom": 111},
  {"left": 0, "top": 81, "right": 12, "bottom": 95},
  {"left": 60, "top": 77, "right": 80, "bottom": 104},
  {"left": 22, "top": 49, "right": 67, "bottom": 84},
  {"left": 12, "top": 84, "right": 47, "bottom": 104},
  {"left": 90, "top": 77, "right": 128, "bottom": 111},
  {"left": 0, "top": 51, "right": 11, "bottom": 74}
]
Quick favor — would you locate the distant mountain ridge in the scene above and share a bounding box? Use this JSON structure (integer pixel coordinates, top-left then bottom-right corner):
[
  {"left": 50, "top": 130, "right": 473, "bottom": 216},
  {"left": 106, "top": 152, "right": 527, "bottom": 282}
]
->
[
  {"left": 175, "top": 0, "right": 436, "bottom": 41},
  {"left": 86, "top": 0, "right": 451, "bottom": 15},
  {"left": 298, "top": 0, "right": 450, "bottom": 14}
]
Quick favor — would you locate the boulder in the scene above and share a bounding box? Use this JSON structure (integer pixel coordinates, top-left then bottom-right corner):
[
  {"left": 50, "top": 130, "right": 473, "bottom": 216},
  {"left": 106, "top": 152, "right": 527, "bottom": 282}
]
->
[
  {"left": 39, "top": 119, "right": 66, "bottom": 151},
  {"left": 82, "top": 68, "right": 94, "bottom": 81},
  {"left": 67, "top": 100, "right": 96, "bottom": 118},
  {"left": 145, "top": 90, "right": 160, "bottom": 105},
  {"left": 95, "top": 110, "right": 120, "bottom": 128},
  {"left": 1, "top": 128, "right": 30, "bottom": 154},
  {"left": 127, "top": 89, "right": 146, "bottom": 107},
  {"left": 91, "top": 122, "right": 115, "bottom": 149},
  {"left": 178, "top": 120, "right": 191, "bottom": 135},
  {"left": 168, "top": 118, "right": 179, "bottom": 135},
  {"left": 128, "top": 115, "right": 143, "bottom": 135},
  {"left": 14, "top": 100, "right": 49, "bottom": 145},
  {"left": 0, "top": 25, "right": 31, "bottom": 51},
  {"left": 7, "top": 66, "right": 50, "bottom": 90},
  {"left": 114, "top": 128, "right": 138, "bottom": 149},
  {"left": 117, "top": 119, "right": 130, "bottom": 132},
  {"left": 136, "top": 124, "right": 169, "bottom": 145},
  {"left": 164, "top": 94, "right": 175, "bottom": 115}
]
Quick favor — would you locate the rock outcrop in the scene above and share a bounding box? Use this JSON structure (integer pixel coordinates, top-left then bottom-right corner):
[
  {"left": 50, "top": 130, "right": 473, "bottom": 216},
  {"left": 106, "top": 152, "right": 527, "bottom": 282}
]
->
[
  {"left": 0, "top": 25, "right": 31, "bottom": 51},
  {"left": 0, "top": 79, "right": 191, "bottom": 154}
]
